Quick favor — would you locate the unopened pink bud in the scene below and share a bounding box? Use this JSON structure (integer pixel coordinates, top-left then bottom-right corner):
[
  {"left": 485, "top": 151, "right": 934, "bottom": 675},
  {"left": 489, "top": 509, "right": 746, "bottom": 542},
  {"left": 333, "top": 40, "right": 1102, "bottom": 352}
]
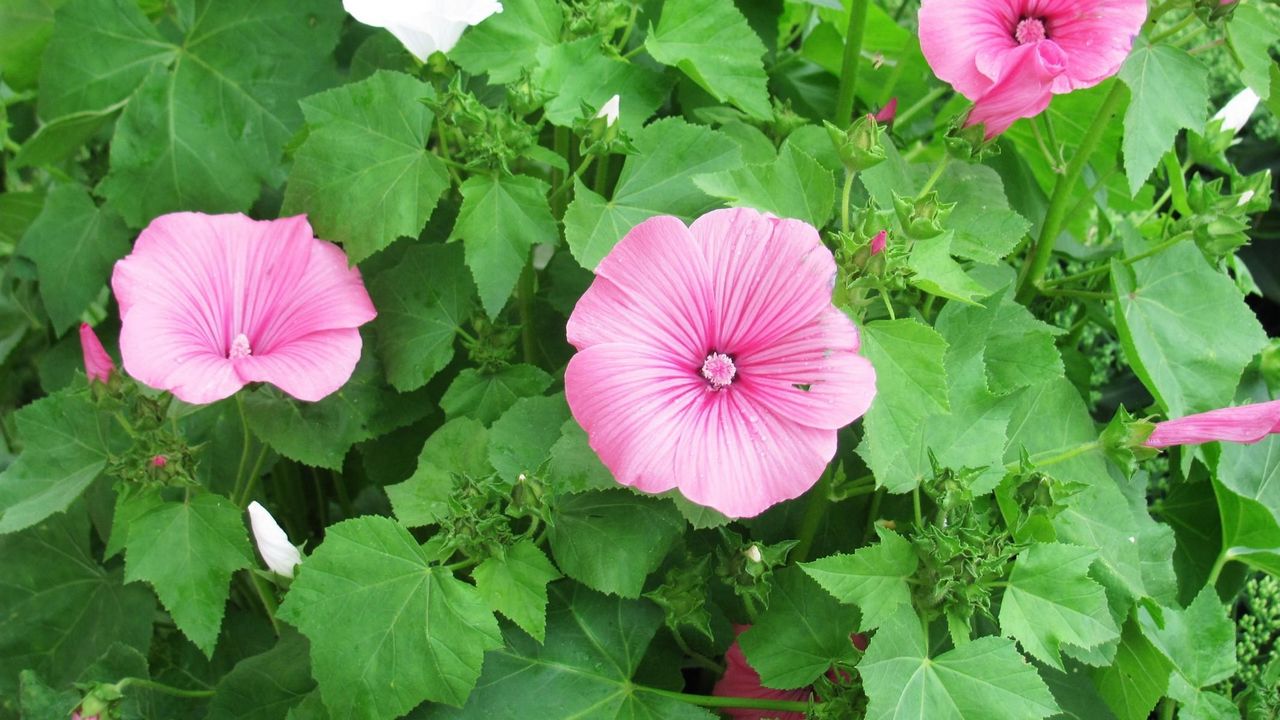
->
[
  {"left": 79, "top": 323, "right": 115, "bottom": 384},
  {"left": 873, "top": 97, "right": 898, "bottom": 123},
  {"left": 870, "top": 230, "right": 888, "bottom": 256},
  {"left": 152, "top": 455, "right": 168, "bottom": 468}
]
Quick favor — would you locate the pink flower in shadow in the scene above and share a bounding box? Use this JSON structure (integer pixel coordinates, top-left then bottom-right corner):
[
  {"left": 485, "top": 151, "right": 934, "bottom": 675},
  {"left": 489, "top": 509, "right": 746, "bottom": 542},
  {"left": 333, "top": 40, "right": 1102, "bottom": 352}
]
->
[
  {"left": 564, "top": 208, "right": 877, "bottom": 518},
  {"left": 112, "top": 213, "right": 376, "bottom": 405},
  {"left": 919, "top": 0, "right": 1146, "bottom": 137}
]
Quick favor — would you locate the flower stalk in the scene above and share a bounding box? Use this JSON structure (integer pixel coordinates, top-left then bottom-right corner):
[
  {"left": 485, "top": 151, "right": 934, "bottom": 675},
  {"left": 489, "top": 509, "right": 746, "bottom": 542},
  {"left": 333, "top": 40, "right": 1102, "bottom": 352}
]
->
[{"left": 835, "top": 0, "right": 871, "bottom": 124}]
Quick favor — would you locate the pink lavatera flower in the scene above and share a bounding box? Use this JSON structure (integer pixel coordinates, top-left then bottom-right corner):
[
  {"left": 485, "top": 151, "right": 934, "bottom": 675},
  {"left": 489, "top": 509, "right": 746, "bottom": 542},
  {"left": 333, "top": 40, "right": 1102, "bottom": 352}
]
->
[
  {"left": 919, "top": 0, "right": 1146, "bottom": 137},
  {"left": 565, "top": 208, "right": 877, "bottom": 518},
  {"left": 112, "top": 213, "right": 376, "bottom": 405},
  {"left": 79, "top": 323, "right": 115, "bottom": 384},
  {"left": 714, "top": 625, "right": 812, "bottom": 720},
  {"left": 1145, "top": 400, "right": 1280, "bottom": 449}
]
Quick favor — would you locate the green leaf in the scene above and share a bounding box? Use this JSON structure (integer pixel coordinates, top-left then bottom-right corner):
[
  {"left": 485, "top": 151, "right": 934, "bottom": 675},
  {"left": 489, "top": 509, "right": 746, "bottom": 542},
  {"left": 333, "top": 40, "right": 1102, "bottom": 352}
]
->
[
  {"left": 645, "top": 0, "right": 772, "bottom": 119},
  {"left": 859, "top": 606, "right": 1060, "bottom": 720},
  {"left": 532, "top": 37, "right": 672, "bottom": 135},
  {"left": 1227, "top": 4, "right": 1278, "bottom": 99},
  {"left": 0, "top": 0, "right": 65, "bottom": 90},
  {"left": 473, "top": 540, "right": 561, "bottom": 643},
  {"left": 387, "top": 418, "right": 492, "bottom": 528},
  {"left": 452, "top": 173, "right": 557, "bottom": 318},
  {"left": 277, "top": 516, "right": 503, "bottom": 717},
  {"left": 1214, "top": 434, "right": 1280, "bottom": 574},
  {"left": 450, "top": 0, "right": 563, "bottom": 84},
  {"left": 802, "top": 527, "right": 917, "bottom": 631},
  {"left": 244, "top": 350, "right": 427, "bottom": 470},
  {"left": 81, "top": 0, "right": 344, "bottom": 225},
  {"left": 17, "top": 185, "right": 131, "bottom": 333},
  {"left": 17, "top": 671, "right": 80, "bottom": 720},
  {"left": 934, "top": 163, "right": 1031, "bottom": 264},
  {"left": 418, "top": 583, "right": 715, "bottom": 720},
  {"left": 1113, "top": 240, "right": 1267, "bottom": 418},
  {"left": 1092, "top": 619, "right": 1172, "bottom": 720},
  {"left": 1138, "top": 585, "right": 1235, "bottom": 690},
  {"left": 546, "top": 419, "right": 616, "bottom": 495},
  {"left": 1118, "top": 40, "right": 1209, "bottom": 195},
  {"left": 12, "top": 102, "right": 125, "bottom": 169},
  {"left": 205, "top": 631, "right": 316, "bottom": 720},
  {"left": 0, "top": 508, "right": 154, "bottom": 709},
  {"left": 283, "top": 71, "right": 449, "bottom": 263},
  {"left": 488, "top": 394, "right": 570, "bottom": 484},
  {"left": 368, "top": 243, "right": 476, "bottom": 392},
  {"left": 907, "top": 232, "right": 991, "bottom": 304},
  {"left": 548, "top": 490, "right": 684, "bottom": 597},
  {"left": 0, "top": 387, "right": 126, "bottom": 534},
  {"left": 564, "top": 117, "right": 740, "bottom": 269},
  {"left": 737, "top": 566, "right": 860, "bottom": 689},
  {"left": 121, "top": 492, "right": 254, "bottom": 656},
  {"left": 440, "top": 364, "right": 554, "bottom": 426},
  {"left": 998, "top": 543, "right": 1120, "bottom": 671},
  {"left": 982, "top": 290, "right": 1064, "bottom": 396},
  {"left": 693, "top": 142, "right": 836, "bottom": 228}
]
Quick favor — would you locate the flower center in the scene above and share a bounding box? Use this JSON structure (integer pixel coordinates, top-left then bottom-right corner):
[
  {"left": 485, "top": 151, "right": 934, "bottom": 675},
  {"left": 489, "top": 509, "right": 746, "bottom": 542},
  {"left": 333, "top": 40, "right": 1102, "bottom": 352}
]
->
[
  {"left": 701, "top": 352, "right": 737, "bottom": 389},
  {"left": 1015, "top": 16, "right": 1047, "bottom": 44},
  {"left": 229, "top": 333, "right": 252, "bottom": 360}
]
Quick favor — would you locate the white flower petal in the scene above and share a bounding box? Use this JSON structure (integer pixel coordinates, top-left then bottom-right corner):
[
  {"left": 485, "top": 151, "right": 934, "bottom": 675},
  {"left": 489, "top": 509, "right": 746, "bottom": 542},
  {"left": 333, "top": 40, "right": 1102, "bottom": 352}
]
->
[
  {"left": 596, "top": 94, "right": 621, "bottom": 127},
  {"left": 1213, "top": 88, "right": 1261, "bottom": 134},
  {"left": 247, "top": 501, "right": 302, "bottom": 578},
  {"left": 343, "top": 0, "right": 503, "bottom": 59}
]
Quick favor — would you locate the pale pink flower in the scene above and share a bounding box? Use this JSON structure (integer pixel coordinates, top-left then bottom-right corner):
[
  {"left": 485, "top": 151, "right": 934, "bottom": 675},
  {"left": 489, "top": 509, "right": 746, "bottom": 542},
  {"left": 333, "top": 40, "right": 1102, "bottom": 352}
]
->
[
  {"left": 1145, "top": 400, "right": 1280, "bottom": 449},
  {"left": 873, "top": 98, "right": 898, "bottom": 123},
  {"left": 79, "top": 323, "right": 115, "bottom": 384},
  {"left": 112, "top": 213, "right": 376, "bottom": 405},
  {"left": 870, "top": 230, "right": 888, "bottom": 256},
  {"left": 564, "top": 208, "right": 877, "bottom": 518},
  {"left": 714, "top": 625, "right": 812, "bottom": 720},
  {"left": 919, "top": 0, "right": 1146, "bottom": 137}
]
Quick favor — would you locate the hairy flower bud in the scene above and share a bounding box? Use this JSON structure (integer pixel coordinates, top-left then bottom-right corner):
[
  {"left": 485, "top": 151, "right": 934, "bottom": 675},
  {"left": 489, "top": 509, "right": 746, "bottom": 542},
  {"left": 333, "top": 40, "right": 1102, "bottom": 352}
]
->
[{"left": 824, "top": 115, "right": 886, "bottom": 173}]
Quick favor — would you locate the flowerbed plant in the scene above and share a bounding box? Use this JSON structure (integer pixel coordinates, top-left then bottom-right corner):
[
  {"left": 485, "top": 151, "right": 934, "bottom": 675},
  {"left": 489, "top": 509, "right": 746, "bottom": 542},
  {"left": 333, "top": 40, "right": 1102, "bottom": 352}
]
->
[{"left": 1, "top": 0, "right": 1278, "bottom": 718}]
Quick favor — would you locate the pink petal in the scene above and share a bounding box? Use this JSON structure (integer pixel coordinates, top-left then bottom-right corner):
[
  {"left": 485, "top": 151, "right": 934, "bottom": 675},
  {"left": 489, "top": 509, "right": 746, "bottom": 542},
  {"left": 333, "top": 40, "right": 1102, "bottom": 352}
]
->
[
  {"left": 234, "top": 328, "right": 365, "bottom": 403},
  {"left": 689, "top": 208, "right": 837, "bottom": 357},
  {"left": 918, "top": 0, "right": 1019, "bottom": 100},
  {"left": 714, "top": 625, "right": 812, "bottom": 720},
  {"left": 117, "top": 302, "right": 245, "bottom": 404},
  {"left": 79, "top": 323, "right": 116, "bottom": 384},
  {"left": 1145, "top": 400, "right": 1280, "bottom": 448},
  {"left": 966, "top": 40, "right": 1067, "bottom": 139},
  {"left": 566, "top": 215, "right": 715, "bottom": 363},
  {"left": 1038, "top": 0, "right": 1146, "bottom": 93},
  {"left": 565, "top": 342, "right": 707, "bottom": 497},
  {"left": 736, "top": 307, "right": 877, "bottom": 431},
  {"left": 873, "top": 98, "right": 898, "bottom": 123}
]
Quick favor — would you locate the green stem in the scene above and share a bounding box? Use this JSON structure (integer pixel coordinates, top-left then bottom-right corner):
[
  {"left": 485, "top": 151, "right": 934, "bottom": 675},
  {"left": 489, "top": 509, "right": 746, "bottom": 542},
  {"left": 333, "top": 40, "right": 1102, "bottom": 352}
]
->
[
  {"left": 1005, "top": 440, "right": 1100, "bottom": 472},
  {"left": 862, "top": 488, "right": 885, "bottom": 544},
  {"left": 615, "top": 2, "right": 639, "bottom": 51},
  {"left": 893, "top": 86, "right": 947, "bottom": 128},
  {"left": 551, "top": 127, "right": 572, "bottom": 216},
  {"left": 794, "top": 472, "right": 832, "bottom": 563},
  {"left": 671, "top": 629, "right": 726, "bottom": 674},
  {"left": 1159, "top": 697, "right": 1176, "bottom": 720},
  {"left": 1150, "top": 13, "right": 1196, "bottom": 44},
  {"left": 1016, "top": 81, "right": 1127, "bottom": 302},
  {"left": 593, "top": 153, "right": 610, "bottom": 197},
  {"left": 248, "top": 571, "right": 282, "bottom": 636},
  {"left": 641, "top": 687, "right": 814, "bottom": 713},
  {"left": 550, "top": 155, "right": 594, "bottom": 202},
  {"left": 834, "top": 0, "right": 871, "bottom": 124},
  {"left": 115, "top": 677, "right": 214, "bottom": 699},
  {"left": 916, "top": 153, "right": 950, "bottom": 199},
  {"left": 518, "top": 263, "right": 537, "bottom": 365},
  {"left": 235, "top": 444, "right": 269, "bottom": 507},
  {"left": 1043, "top": 232, "right": 1192, "bottom": 289},
  {"left": 231, "top": 393, "right": 253, "bottom": 504},
  {"left": 1039, "top": 287, "right": 1114, "bottom": 301},
  {"left": 1207, "top": 548, "right": 1232, "bottom": 586},
  {"left": 912, "top": 485, "right": 923, "bottom": 529},
  {"left": 436, "top": 117, "right": 463, "bottom": 186},
  {"left": 840, "top": 170, "right": 856, "bottom": 232}
]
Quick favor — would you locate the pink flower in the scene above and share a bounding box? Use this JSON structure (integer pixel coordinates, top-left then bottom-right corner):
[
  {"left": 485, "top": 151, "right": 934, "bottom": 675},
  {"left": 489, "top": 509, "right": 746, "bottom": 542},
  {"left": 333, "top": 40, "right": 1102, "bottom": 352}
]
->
[
  {"left": 111, "top": 213, "right": 376, "bottom": 405},
  {"left": 565, "top": 208, "right": 876, "bottom": 518},
  {"left": 870, "top": 230, "right": 888, "bottom": 256},
  {"left": 714, "top": 625, "right": 812, "bottom": 720},
  {"left": 918, "top": 0, "right": 1146, "bottom": 137},
  {"left": 873, "top": 98, "right": 898, "bottom": 123},
  {"left": 1145, "top": 400, "right": 1280, "bottom": 449},
  {"left": 151, "top": 455, "right": 168, "bottom": 468},
  {"left": 79, "top": 323, "right": 115, "bottom": 384}
]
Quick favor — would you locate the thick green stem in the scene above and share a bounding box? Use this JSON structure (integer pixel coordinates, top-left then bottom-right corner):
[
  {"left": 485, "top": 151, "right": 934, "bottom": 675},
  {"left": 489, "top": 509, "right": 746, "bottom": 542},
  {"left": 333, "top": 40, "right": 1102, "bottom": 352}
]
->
[
  {"left": 841, "top": 170, "right": 856, "bottom": 232},
  {"left": 231, "top": 393, "right": 253, "bottom": 504},
  {"left": 115, "top": 677, "right": 214, "bottom": 699},
  {"left": 1016, "top": 82, "right": 1127, "bottom": 302},
  {"left": 794, "top": 472, "right": 832, "bottom": 562},
  {"left": 518, "top": 264, "right": 537, "bottom": 365},
  {"left": 642, "top": 687, "right": 814, "bottom": 713},
  {"left": 1159, "top": 697, "right": 1176, "bottom": 720},
  {"left": 834, "top": 0, "right": 871, "bottom": 124},
  {"left": 1207, "top": 549, "right": 1232, "bottom": 586}
]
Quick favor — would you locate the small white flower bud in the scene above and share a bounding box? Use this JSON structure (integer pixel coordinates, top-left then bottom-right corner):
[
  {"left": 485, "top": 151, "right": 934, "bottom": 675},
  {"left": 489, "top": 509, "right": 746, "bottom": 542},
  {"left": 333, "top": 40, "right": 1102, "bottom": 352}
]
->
[
  {"left": 247, "top": 501, "right": 302, "bottom": 578},
  {"left": 596, "top": 94, "right": 620, "bottom": 127},
  {"left": 745, "top": 544, "right": 763, "bottom": 563},
  {"left": 1213, "top": 88, "right": 1260, "bottom": 134}
]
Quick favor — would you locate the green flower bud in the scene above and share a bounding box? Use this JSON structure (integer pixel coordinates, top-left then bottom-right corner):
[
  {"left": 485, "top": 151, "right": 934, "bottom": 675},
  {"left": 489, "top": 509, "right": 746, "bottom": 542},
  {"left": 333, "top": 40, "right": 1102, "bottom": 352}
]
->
[
  {"left": 893, "top": 191, "right": 954, "bottom": 240},
  {"left": 824, "top": 115, "right": 886, "bottom": 173}
]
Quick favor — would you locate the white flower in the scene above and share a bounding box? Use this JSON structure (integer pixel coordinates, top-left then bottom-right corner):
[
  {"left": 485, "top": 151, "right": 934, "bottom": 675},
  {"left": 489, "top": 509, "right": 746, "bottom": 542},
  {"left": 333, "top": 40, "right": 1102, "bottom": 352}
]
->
[
  {"left": 247, "top": 501, "right": 302, "bottom": 578},
  {"left": 596, "top": 94, "right": 621, "bottom": 127},
  {"left": 342, "top": 0, "right": 503, "bottom": 61},
  {"left": 1213, "top": 88, "right": 1260, "bottom": 134}
]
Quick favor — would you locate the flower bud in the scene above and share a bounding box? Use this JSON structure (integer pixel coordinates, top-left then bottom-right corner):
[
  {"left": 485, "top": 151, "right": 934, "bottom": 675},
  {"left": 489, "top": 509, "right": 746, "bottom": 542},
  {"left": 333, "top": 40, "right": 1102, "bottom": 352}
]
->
[
  {"left": 870, "top": 230, "right": 888, "bottom": 256},
  {"left": 79, "top": 323, "right": 115, "bottom": 384},
  {"left": 596, "top": 94, "right": 620, "bottom": 128},
  {"left": 1213, "top": 88, "right": 1260, "bottom": 134},
  {"left": 893, "top": 191, "right": 954, "bottom": 240},
  {"left": 586, "top": 94, "right": 622, "bottom": 147},
  {"left": 151, "top": 455, "right": 168, "bottom": 468},
  {"left": 744, "top": 544, "right": 763, "bottom": 563},
  {"left": 873, "top": 97, "right": 898, "bottom": 124},
  {"left": 824, "top": 115, "right": 886, "bottom": 173},
  {"left": 247, "top": 501, "right": 301, "bottom": 578}
]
